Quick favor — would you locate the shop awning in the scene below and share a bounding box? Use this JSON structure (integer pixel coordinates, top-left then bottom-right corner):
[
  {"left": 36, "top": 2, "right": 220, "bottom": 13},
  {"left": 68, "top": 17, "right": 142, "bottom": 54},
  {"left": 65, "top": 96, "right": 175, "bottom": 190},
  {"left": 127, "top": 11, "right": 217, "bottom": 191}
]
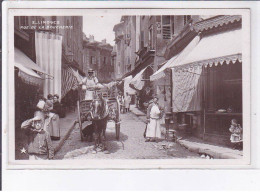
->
[
  {"left": 68, "top": 66, "right": 84, "bottom": 83},
  {"left": 15, "top": 48, "right": 49, "bottom": 76},
  {"left": 175, "top": 28, "right": 242, "bottom": 70},
  {"left": 150, "top": 36, "right": 200, "bottom": 81},
  {"left": 171, "top": 28, "right": 242, "bottom": 113},
  {"left": 15, "top": 48, "right": 43, "bottom": 87},
  {"left": 123, "top": 75, "right": 136, "bottom": 95},
  {"left": 129, "top": 66, "right": 150, "bottom": 90},
  {"left": 61, "top": 65, "right": 79, "bottom": 99},
  {"left": 150, "top": 59, "right": 172, "bottom": 81},
  {"left": 172, "top": 67, "right": 203, "bottom": 112}
]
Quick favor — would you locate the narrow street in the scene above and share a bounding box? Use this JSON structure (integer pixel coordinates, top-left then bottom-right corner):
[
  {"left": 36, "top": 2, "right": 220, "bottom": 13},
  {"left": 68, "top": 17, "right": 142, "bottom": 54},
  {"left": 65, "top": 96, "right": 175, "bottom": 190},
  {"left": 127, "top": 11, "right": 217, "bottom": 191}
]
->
[{"left": 55, "top": 112, "right": 199, "bottom": 160}]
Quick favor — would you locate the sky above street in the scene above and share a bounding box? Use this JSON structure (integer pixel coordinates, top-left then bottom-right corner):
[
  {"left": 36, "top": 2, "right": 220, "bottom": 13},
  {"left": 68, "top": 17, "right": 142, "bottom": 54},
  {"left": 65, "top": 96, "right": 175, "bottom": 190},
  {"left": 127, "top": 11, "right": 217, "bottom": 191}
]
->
[
  {"left": 82, "top": 14, "right": 214, "bottom": 46},
  {"left": 83, "top": 14, "right": 123, "bottom": 46}
]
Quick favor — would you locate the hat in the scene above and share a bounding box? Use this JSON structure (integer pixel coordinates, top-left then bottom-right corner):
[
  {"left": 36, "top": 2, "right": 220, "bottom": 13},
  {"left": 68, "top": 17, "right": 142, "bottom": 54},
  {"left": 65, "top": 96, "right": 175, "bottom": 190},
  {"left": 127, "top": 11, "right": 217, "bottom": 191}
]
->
[
  {"left": 153, "top": 96, "right": 159, "bottom": 100},
  {"left": 34, "top": 111, "right": 45, "bottom": 120},
  {"left": 36, "top": 100, "right": 45, "bottom": 110},
  {"left": 88, "top": 69, "right": 94, "bottom": 73},
  {"left": 32, "top": 115, "right": 42, "bottom": 121}
]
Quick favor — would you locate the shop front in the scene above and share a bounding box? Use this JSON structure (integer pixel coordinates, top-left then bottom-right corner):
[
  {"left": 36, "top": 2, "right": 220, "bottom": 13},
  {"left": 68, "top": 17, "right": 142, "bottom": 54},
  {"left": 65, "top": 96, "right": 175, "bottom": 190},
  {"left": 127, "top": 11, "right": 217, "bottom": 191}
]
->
[
  {"left": 172, "top": 26, "right": 242, "bottom": 145},
  {"left": 150, "top": 35, "right": 200, "bottom": 115},
  {"left": 14, "top": 48, "right": 46, "bottom": 126},
  {"left": 129, "top": 66, "right": 154, "bottom": 109}
]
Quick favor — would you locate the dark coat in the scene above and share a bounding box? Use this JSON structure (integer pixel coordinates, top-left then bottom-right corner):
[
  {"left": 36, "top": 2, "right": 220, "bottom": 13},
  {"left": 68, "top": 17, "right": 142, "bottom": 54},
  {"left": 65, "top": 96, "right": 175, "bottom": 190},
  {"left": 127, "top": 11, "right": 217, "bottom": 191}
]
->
[{"left": 51, "top": 101, "right": 62, "bottom": 117}]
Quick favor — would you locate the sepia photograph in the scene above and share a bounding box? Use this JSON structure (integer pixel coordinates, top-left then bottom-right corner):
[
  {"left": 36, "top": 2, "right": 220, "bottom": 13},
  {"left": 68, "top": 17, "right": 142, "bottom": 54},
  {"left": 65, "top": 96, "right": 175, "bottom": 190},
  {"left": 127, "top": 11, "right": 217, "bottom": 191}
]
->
[{"left": 4, "top": 7, "right": 250, "bottom": 168}]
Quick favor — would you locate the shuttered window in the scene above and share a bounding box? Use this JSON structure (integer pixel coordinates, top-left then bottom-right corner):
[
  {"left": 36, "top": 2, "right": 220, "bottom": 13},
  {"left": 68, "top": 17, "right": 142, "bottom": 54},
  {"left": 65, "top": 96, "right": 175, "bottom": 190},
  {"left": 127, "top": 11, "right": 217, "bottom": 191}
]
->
[{"left": 162, "top": 16, "right": 171, "bottom": 39}]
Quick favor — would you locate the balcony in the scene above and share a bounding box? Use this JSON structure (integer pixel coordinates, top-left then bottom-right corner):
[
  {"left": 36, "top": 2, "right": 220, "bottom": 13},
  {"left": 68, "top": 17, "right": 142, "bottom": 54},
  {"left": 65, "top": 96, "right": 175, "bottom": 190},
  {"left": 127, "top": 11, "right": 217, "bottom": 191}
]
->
[{"left": 135, "top": 45, "right": 155, "bottom": 68}]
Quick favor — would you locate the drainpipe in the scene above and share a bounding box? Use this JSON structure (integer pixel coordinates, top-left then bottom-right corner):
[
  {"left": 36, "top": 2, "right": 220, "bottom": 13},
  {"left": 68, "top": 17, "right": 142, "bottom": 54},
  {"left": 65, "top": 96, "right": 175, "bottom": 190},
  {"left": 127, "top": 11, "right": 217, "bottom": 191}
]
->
[
  {"left": 170, "top": 68, "right": 173, "bottom": 112},
  {"left": 203, "top": 66, "right": 206, "bottom": 140}
]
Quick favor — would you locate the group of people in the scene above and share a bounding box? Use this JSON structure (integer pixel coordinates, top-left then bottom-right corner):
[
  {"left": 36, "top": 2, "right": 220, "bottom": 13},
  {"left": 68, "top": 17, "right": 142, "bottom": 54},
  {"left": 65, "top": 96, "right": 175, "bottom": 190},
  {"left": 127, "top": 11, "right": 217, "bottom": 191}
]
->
[
  {"left": 21, "top": 93, "right": 62, "bottom": 160},
  {"left": 118, "top": 92, "right": 131, "bottom": 113}
]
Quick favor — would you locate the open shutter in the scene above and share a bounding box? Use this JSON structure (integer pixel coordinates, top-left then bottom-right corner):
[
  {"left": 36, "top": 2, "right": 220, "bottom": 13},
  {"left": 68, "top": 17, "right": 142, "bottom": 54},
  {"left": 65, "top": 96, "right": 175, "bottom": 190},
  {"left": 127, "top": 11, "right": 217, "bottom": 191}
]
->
[{"left": 162, "top": 16, "right": 171, "bottom": 40}]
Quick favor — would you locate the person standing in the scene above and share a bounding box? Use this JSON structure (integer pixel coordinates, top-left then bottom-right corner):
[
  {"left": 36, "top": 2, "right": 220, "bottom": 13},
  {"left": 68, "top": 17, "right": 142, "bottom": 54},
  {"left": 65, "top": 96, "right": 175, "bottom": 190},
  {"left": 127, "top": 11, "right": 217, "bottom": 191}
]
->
[
  {"left": 124, "top": 92, "right": 131, "bottom": 112},
  {"left": 46, "top": 94, "right": 54, "bottom": 109},
  {"left": 145, "top": 96, "right": 163, "bottom": 142},
  {"left": 43, "top": 100, "right": 60, "bottom": 141},
  {"left": 51, "top": 94, "right": 62, "bottom": 117},
  {"left": 120, "top": 94, "right": 125, "bottom": 114},
  {"left": 21, "top": 115, "right": 54, "bottom": 160},
  {"left": 80, "top": 69, "right": 101, "bottom": 101}
]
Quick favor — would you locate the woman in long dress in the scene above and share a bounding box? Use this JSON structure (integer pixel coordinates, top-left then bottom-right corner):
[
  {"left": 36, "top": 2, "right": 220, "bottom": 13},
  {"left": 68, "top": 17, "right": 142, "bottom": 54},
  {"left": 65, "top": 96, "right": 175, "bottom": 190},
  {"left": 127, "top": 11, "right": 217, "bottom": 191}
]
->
[
  {"left": 145, "top": 96, "right": 162, "bottom": 142},
  {"left": 49, "top": 94, "right": 61, "bottom": 140},
  {"left": 38, "top": 99, "right": 60, "bottom": 141}
]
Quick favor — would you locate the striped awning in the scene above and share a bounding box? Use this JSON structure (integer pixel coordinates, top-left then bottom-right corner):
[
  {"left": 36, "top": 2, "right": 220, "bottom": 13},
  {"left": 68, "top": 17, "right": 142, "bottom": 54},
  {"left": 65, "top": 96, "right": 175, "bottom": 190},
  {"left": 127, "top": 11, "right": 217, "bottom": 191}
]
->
[{"left": 61, "top": 65, "right": 79, "bottom": 98}]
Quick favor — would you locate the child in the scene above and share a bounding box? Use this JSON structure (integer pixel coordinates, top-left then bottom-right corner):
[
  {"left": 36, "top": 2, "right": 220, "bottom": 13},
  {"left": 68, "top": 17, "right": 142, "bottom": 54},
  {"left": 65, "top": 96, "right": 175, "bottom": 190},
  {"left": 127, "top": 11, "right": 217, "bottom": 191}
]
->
[
  {"left": 21, "top": 115, "right": 54, "bottom": 160},
  {"left": 229, "top": 119, "right": 243, "bottom": 150}
]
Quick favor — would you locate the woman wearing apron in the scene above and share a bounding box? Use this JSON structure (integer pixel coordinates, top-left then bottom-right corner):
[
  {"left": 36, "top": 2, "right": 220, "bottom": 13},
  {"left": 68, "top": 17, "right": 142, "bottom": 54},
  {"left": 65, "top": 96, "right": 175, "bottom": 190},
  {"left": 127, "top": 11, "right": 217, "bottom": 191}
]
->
[
  {"left": 81, "top": 69, "right": 99, "bottom": 101},
  {"left": 145, "top": 96, "right": 163, "bottom": 142}
]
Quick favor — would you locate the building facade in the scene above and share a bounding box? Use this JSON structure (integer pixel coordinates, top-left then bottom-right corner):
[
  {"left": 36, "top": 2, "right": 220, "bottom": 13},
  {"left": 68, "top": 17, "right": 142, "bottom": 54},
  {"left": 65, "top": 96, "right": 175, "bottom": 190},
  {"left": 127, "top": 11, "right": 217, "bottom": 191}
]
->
[
  {"left": 83, "top": 35, "right": 114, "bottom": 83},
  {"left": 113, "top": 15, "right": 201, "bottom": 109},
  {"left": 14, "top": 16, "right": 84, "bottom": 72},
  {"left": 113, "top": 21, "right": 126, "bottom": 80},
  {"left": 14, "top": 16, "right": 85, "bottom": 125},
  {"left": 164, "top": 15, "right": 242, "bottom": 146}
]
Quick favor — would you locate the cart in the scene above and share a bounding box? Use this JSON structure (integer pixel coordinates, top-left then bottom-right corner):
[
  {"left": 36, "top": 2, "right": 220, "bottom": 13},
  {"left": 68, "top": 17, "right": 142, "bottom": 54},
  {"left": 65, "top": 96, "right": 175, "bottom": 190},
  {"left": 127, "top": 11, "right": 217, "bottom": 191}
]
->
[{"left": 77, "top": 84, "right": 121, "bottom": 141}]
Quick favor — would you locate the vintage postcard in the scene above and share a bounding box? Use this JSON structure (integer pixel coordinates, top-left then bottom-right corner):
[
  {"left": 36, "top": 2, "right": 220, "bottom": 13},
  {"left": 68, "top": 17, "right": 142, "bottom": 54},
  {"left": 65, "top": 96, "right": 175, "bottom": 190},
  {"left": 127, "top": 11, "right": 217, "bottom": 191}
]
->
[{"left": 2, "top": 4, "right": 251, "bottom": 169}]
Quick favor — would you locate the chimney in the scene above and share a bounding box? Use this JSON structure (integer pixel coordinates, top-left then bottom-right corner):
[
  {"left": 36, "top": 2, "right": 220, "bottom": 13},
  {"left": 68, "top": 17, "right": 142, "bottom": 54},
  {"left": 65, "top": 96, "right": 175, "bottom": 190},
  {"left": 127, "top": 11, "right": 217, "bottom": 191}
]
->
[
  {"left": 102, "top": 39, "right": 107, "bottom": 44},
  {"left": 89, "top": 35, "right": 94, "bottom": 42}
]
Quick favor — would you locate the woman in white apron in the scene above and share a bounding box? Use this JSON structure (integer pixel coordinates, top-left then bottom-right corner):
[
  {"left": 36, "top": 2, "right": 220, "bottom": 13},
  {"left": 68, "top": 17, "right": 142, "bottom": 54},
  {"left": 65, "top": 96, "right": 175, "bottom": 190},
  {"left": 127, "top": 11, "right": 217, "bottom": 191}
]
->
[
  {"left": 145, "top": 96, "right": 162, "bottom": 142},
  {"left": 81, "top": 69, "right": 100, "bottom": 100}
]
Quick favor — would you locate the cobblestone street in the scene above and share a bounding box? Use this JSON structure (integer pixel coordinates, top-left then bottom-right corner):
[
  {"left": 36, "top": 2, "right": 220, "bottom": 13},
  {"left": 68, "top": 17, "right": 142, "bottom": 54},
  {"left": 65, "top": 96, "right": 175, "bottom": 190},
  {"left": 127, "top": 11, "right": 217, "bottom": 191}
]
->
[{"left": 55, "top": 112, "right": 200, "bottom": 160}]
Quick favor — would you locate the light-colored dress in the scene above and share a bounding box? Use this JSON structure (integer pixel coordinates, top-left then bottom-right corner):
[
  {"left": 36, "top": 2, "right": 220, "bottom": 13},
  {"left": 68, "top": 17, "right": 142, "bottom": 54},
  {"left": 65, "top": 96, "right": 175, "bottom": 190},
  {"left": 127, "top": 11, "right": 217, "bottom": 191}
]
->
[
  {"left": 48, "top": 112, "right": 60, "bottom": 138},
  {"left": 124, "top": 95, "right": 131, "bottom": 109},
  {"left": 229, "top": 124, "right": 242, "bottom": 143},
  {"left": 146, "top": 104, "right": 162, "bottom": 139}
]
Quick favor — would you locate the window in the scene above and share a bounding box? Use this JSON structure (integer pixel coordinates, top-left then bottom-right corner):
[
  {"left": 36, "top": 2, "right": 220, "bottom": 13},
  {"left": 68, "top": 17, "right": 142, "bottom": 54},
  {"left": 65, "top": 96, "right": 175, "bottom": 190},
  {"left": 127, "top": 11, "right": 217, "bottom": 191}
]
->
[
  {"left": 162, "top": 16, "right": 171, "bottom": 39},
  {"left": 184, "top": 15, "right": 191, "bottom": 25},
  {"left": 148, "top": 25, "right": 154, "bottom": 49},
  {"left": 206, "top": 63, "right": 242, "bottom": 113},
  {"left": 91, "top": 56, "right": 96, "bottom": 65},
  {"left": 103, "top": 57, "right": 106, "bottom": 64}
]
